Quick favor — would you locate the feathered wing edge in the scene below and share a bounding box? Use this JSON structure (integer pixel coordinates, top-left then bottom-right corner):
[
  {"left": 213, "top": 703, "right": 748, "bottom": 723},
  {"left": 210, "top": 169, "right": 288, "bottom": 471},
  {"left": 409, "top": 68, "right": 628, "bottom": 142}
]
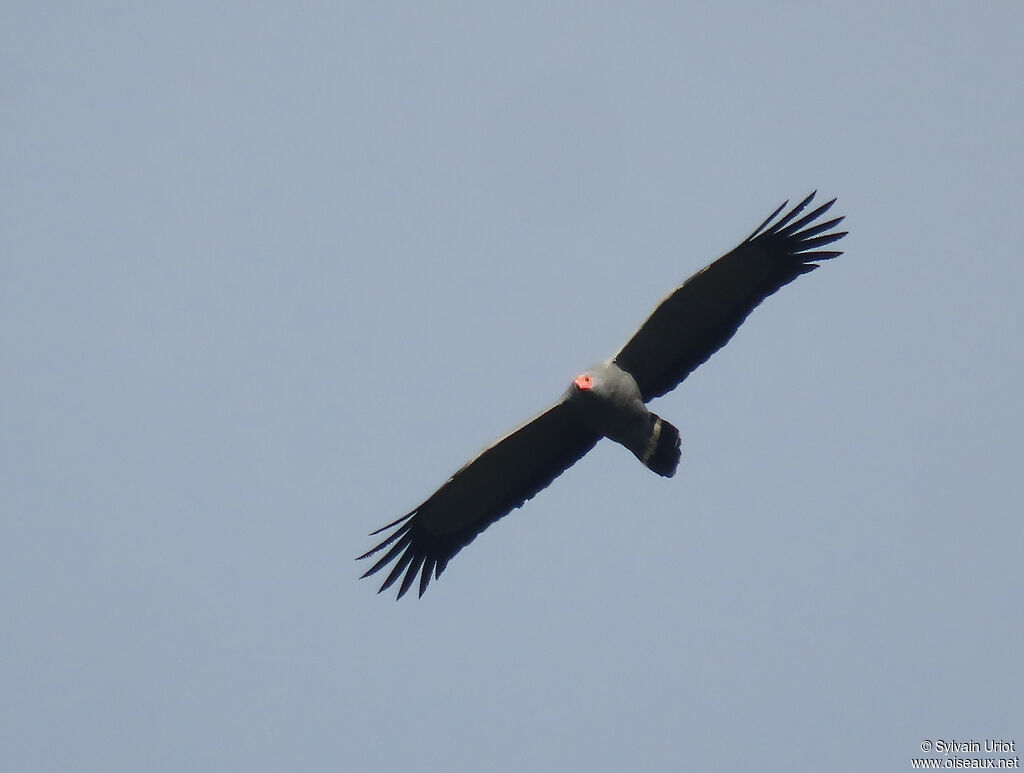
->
[
  {"left": 357, "top": 402, "right": 600, "bottom": 599},
  {"left": 356, "top": 509, "right": 428, "bottom": 597},
  {"left": 743, "top": 190, "right": 847, "bottom": 262}
]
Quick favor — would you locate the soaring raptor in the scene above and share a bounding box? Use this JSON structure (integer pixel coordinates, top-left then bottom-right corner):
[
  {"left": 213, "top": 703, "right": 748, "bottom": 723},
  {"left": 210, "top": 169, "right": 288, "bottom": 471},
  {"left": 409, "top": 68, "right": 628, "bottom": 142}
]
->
[{"left": 359, "top": 192, "right": 847, "bottom": 599}]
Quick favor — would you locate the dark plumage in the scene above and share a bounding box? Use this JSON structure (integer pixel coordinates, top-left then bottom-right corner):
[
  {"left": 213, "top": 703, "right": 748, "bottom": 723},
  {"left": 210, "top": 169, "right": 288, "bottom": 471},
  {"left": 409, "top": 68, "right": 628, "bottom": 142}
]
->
[
  {"left": 359, "top": 192, "right": 847, "bottom": 598},
  {"left": 614, "top": 193, "right": 846, "bottom": 401}
]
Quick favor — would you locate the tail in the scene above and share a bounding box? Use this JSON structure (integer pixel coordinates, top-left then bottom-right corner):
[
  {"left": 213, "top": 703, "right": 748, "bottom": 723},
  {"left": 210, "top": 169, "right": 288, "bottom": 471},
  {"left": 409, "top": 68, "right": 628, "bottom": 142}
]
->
[{"left": 641, "top": 414, "right": 681, "bottom": 477}]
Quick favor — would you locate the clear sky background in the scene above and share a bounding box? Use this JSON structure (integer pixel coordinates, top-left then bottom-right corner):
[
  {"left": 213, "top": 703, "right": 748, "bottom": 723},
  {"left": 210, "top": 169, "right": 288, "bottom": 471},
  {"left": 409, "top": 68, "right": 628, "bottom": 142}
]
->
[{"left": 3, "top": 3, "right": 1022, "bottom": 772}]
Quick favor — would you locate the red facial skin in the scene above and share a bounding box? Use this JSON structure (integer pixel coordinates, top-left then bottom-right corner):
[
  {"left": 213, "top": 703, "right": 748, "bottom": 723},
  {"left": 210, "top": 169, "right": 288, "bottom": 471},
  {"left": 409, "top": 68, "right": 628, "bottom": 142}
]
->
[{"left": 574, "top": 374, "right": 593, "bottom": 391}]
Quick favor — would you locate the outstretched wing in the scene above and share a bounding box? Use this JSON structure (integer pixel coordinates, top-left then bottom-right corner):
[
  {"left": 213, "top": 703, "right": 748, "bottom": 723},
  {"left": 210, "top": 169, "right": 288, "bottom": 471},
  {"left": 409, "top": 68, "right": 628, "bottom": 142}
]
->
[
  {"left": 614, "top": 192, "right": 847, "bottom": 402},
  {"left": 358, "top": 400, "right": 599, "bottom": 599}
]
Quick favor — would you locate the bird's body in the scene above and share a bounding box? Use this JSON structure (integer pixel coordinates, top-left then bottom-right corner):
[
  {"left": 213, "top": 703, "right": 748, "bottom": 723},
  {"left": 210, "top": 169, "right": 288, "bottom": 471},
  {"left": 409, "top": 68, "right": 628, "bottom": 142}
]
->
[
  {"left": 359, "top": 193, "right": 847, "bottom": 598},
  {"left": 566, "top": 360, "right": 681, "bottom": 477}
]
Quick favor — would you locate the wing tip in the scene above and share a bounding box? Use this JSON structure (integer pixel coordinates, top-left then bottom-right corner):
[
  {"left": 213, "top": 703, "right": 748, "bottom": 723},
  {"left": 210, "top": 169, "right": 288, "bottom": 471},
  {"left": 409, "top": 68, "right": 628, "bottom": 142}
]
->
[
  {"left": 749, "top": 192, "right": 847, "bottom": 262},
  {"left": 359, "top": 511, "right": 448, "bottom": 600}
]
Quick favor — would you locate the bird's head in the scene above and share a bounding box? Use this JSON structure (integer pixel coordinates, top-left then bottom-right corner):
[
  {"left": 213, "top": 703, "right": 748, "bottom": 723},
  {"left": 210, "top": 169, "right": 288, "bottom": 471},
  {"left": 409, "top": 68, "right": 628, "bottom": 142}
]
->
[{"left": 573, "top": 373, "right": 594, "bottom": 391}]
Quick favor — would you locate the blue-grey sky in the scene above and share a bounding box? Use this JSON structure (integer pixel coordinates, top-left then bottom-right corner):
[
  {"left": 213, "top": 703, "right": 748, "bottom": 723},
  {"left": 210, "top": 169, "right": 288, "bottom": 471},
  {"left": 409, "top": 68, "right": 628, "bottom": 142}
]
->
[{"left": 3, "top": 3, "right": 1022, "bottom": 772}]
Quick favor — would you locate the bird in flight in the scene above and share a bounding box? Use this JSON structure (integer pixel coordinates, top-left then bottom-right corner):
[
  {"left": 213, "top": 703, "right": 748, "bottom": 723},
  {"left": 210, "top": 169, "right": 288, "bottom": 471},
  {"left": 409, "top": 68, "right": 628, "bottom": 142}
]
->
[{"left": 359, "top": 192, "right": 847, "bottom": 599}]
